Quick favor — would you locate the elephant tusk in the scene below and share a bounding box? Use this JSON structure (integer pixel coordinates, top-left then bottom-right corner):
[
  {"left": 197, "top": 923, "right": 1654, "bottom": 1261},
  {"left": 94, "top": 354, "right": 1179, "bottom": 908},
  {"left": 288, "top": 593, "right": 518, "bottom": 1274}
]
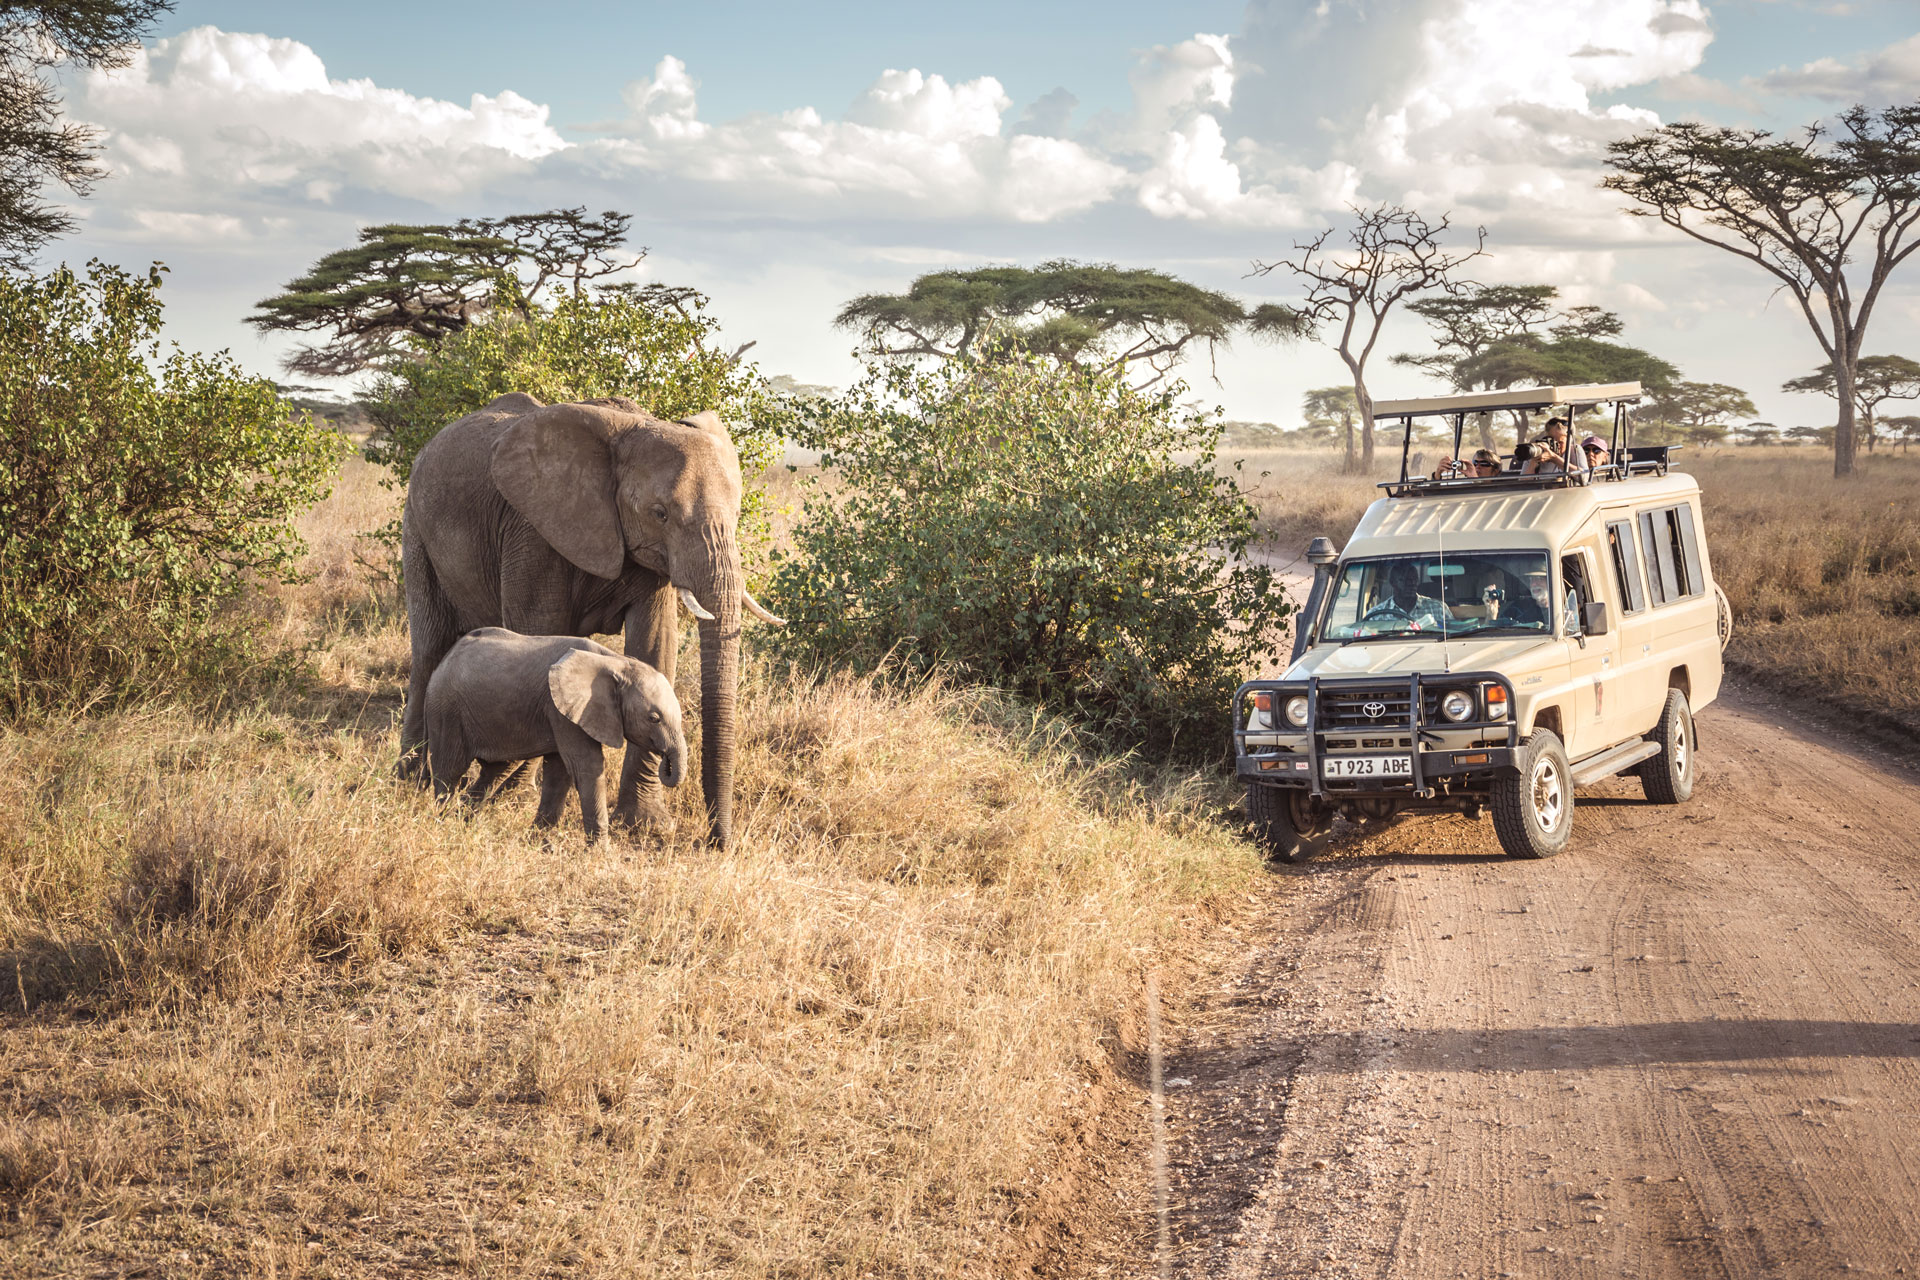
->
[
  {"left": 742, "top": 589, "right": 786, "bottom": 627},
  {"left": 676, "top": 587, "right": 717, "bottom": 621}
]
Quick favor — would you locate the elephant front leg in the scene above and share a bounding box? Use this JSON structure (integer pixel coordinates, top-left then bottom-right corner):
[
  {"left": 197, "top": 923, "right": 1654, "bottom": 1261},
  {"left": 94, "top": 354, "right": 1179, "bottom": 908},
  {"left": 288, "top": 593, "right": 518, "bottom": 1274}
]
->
[
  {"left": 616, "top": 585, "right": 680, "bottom": 835},
  {"left": 533, "top": 753, "right": 571, "bottom": 831}
]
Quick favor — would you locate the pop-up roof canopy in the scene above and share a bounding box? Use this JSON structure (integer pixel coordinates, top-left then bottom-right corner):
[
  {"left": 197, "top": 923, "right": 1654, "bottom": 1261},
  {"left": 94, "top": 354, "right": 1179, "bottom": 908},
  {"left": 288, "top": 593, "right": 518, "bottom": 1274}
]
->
[{"left": 1371, "top": 382, "right": 1644, "bottom": 419}]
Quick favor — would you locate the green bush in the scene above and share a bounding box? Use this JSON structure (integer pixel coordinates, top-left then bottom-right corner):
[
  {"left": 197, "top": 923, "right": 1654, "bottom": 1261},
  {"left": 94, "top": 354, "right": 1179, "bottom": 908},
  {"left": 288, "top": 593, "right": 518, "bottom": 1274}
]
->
[
  {"left": 364, "top": 287, "right": 781, "bottom": 545},
  {"left": 0, "top": 262, "right": 343, "bottom": 711},
  {"left": 769, "top": 355, "right": 1292, "bottom": 759}
]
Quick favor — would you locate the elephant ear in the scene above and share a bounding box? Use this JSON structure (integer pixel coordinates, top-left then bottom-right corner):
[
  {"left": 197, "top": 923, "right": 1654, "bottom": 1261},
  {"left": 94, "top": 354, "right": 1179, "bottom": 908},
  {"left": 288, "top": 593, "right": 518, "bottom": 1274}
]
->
[
  {"left": 548, "top": 650, "right": 626, "bottom": 748},
  {"left": 679, "top": 409, "right": 731, "bottom": 442},
  {"left": 490, "top": 403, "right": 627, "bottom": 580}
]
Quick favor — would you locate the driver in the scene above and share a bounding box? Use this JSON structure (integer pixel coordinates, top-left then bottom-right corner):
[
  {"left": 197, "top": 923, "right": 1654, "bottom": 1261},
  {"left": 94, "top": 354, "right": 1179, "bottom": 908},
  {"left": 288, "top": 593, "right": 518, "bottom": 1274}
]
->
[{"left": 1365, "top": 562, "right": 1452, "bottom": 632}]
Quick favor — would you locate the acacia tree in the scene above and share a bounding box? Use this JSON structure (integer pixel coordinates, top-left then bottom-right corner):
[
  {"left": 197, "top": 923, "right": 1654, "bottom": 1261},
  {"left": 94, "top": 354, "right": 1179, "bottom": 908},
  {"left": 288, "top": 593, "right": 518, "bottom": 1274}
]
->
[
  {"left": 1638, "top": 381, "right": 1758, "bottom": 445},
  {"left": 249, "top": 208, "right": 636, "bottom": 376},
  {"left": 835, "top": 260, "right": 1303, "bottom": 387},
  {"left": 1250, "top": 205, "right": 1485, "bottom": 470},
  {"left": 0, "top": 1, "right": 172, "bottom": 265},
  {"left": 1603, "top": 103, "right": 1920, "bottom": 477},
  {"left": 1301, "top": 385, "right": 1360, "bottom": 472},
  {"left": 1396, "top": 284, "right": 1566, "bottom": 447},
  {"left": 1780, "top": 354, "right": 1920, "bottom": 453}
]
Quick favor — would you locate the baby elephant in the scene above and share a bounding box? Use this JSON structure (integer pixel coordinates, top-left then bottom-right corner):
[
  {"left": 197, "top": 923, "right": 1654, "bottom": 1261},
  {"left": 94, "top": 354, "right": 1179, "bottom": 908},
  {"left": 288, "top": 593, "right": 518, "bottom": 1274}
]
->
[{"left": 425, "top": 628, "right": 686, "bottom": 840}]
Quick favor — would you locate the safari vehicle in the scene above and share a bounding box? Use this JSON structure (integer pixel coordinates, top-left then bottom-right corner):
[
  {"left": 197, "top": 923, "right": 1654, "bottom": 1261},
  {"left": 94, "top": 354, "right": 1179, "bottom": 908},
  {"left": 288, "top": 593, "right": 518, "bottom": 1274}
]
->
[{"left": 1235, "top": 382, "right": 1731, "bottom": 861}]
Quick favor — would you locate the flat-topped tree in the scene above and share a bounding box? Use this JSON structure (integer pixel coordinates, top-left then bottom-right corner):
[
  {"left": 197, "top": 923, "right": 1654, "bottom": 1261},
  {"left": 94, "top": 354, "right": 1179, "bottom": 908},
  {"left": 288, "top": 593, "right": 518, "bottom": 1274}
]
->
[
  {"left": 249, "top": 209, "right": 636, "bottom": 378},
  {"left": 834, "top": 260, "right": 1302, "bottom": 388},
  {"left": 1251, "top": 204, "right": 1486, "bottom": 472},
  {"left": 1781, "top": 355, "right": 1920, "bottom": 454},
  {"left": 1604, "top": 102, "right": 1920, "bottom": 478}
]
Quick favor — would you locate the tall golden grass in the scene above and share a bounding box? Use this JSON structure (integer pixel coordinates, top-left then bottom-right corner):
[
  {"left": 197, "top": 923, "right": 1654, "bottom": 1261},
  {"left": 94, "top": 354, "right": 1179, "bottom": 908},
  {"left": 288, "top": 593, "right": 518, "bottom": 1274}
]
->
[{"left": 0, "top": 453, "right": 1258, "bottom": 1276}]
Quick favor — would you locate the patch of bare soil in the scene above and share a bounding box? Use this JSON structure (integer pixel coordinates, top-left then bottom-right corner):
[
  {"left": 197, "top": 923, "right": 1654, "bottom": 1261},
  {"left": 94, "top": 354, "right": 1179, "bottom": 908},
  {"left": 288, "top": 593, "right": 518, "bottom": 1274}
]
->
[{"left": 1070, "top": 683, "right": 1920, "bottom": 1278}]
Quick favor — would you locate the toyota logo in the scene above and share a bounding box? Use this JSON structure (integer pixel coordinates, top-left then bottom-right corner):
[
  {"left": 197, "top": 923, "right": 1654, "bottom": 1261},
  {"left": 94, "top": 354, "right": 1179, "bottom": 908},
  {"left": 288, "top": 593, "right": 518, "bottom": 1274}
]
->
[{"left": 1363, "top": 700, "right": 1387, "bottom": 719}]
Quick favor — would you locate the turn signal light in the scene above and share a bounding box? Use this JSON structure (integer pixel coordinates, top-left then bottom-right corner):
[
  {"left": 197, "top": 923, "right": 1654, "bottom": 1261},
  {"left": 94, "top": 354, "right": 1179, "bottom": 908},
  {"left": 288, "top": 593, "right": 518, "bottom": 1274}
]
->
[
  {"left": 1483, "top": 684, "right": 1509, "bottom": 718},
  {"left": 1252, "top": 691, "right": 1273, "bottom": 712},
  {"left": 1452, "top": 752, "right": 1491, "bottom": 766}
]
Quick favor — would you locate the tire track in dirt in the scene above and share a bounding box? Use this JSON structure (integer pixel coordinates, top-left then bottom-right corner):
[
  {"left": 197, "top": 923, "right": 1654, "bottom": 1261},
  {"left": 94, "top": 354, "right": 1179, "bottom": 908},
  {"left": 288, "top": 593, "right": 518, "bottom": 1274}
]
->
[{"left": 1140, "top": 684, "right": 1920, "bottom": 1279}]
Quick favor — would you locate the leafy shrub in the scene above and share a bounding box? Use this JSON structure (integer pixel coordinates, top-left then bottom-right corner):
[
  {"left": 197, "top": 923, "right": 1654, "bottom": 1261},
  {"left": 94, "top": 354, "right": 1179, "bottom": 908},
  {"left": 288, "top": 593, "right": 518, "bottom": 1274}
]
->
[
  {"left": 769, "top": 355, "right": 1292, "bottom": 758},
  {"left": 364, "top": 286, "right": 781, "bottom": 544},
  {"left": 0, "top": 262, "right": 343, "bottom": 711}
]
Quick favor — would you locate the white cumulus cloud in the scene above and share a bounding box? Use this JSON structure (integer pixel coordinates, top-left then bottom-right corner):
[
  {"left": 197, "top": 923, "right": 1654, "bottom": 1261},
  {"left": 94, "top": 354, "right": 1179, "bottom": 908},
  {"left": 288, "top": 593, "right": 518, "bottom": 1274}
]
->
[
  {"left": 592, "top": 56, "right": 1126, "bottom": 223},
  {"left": 1759, "top": 32, "right": 1920, "bottom": 103},
  {"left": 76, "top": 25, "right": 565, "bottom": 223}
]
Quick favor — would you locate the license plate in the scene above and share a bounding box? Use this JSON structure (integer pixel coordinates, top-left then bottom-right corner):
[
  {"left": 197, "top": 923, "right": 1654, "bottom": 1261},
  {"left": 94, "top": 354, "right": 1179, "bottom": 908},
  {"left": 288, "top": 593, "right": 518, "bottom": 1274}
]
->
[{"left": 1322, "top": 755, "right": 1413, "bottom": 779}]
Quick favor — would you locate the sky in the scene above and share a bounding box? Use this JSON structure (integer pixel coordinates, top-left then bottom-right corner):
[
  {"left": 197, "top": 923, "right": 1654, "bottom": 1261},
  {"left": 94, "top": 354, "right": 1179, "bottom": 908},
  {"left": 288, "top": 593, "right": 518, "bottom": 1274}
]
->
[{"left": 37, "top": 0, "right": 1920, "bottom": 432}]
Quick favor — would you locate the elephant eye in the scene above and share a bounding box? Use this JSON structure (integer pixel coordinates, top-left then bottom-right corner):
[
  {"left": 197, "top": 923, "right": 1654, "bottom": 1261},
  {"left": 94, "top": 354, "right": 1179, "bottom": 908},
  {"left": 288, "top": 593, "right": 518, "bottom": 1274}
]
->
[
  {"left": 651, "top": 503, "right": 668, "bottom": 522},
  {"left": 649, "top": 710, "right": 661, "bottom": 722}
]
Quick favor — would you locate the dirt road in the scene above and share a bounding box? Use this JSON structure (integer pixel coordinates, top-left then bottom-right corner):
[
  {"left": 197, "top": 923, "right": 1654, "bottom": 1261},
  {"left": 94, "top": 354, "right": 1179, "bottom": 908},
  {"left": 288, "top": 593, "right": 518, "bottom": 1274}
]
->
[{"left": 1148, "top": 685, "right": 1920, "bottom": 1278}]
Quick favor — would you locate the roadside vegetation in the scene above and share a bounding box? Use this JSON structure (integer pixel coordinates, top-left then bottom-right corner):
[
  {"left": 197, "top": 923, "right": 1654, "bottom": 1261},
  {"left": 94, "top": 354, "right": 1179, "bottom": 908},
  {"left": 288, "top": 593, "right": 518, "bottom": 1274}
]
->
[{"left": 1, "top": 453, "right": 1260, "bottom": 1277}]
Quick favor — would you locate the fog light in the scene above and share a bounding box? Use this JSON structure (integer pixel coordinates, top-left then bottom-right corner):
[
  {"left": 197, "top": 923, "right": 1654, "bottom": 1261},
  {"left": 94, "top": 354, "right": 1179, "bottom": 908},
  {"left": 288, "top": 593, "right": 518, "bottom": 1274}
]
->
[
  {"left": 1453, "top": 751, "right": 1491, "bottom": 767},
  {"left": 1284, "top": 695, "right": 1311, "bottom": 727},
  {"left": 1440, "top": 689, "right": 1474, "bottom": 722}
]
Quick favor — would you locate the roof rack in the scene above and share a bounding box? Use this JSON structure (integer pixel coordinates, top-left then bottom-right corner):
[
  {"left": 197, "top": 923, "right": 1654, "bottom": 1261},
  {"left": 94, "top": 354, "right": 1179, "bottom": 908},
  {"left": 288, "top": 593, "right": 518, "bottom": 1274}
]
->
[{"left": 1376, "top": 382, "right": 1663, "bottom": 496}]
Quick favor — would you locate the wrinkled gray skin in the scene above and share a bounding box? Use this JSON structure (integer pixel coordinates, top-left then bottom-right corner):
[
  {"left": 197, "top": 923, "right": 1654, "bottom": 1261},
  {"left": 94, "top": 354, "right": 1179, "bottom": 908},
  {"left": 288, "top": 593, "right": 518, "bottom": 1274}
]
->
[
  {"left": 425, "top": 629, "right": 686, "bottom": 840},
  {"left": 402, "top": 393, "right": 768, "bottom": 848}
]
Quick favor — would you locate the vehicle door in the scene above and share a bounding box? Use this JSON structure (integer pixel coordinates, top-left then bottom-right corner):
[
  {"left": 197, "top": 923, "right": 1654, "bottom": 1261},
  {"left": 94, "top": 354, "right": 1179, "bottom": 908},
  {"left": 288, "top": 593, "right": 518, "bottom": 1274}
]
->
[
  {"left": 1559, "top": 541, "right": 1624, "bottom": 758},
  {"left": 1601, "top": 514, "right": 1662, "bottom": 734}
]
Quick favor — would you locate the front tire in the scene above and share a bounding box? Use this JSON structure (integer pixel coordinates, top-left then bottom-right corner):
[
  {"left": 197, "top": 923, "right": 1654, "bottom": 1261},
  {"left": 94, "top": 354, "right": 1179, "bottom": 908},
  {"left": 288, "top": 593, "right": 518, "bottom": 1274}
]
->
[
  {"left": 1245, "top": 783, "right": 1302, "bottom": 863},
  {"left": 1492, "top": 729, "right": 1573, "bottom": 859},
  {"left": 1640, "top": 689, "right": 1696, "bottom": 804}
]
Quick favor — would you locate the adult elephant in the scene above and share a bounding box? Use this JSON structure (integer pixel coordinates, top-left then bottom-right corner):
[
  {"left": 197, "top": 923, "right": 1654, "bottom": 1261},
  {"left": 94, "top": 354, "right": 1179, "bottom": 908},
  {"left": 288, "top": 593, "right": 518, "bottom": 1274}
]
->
[{"left": 400, "top": 392, "right": 781, "bottom": 848}]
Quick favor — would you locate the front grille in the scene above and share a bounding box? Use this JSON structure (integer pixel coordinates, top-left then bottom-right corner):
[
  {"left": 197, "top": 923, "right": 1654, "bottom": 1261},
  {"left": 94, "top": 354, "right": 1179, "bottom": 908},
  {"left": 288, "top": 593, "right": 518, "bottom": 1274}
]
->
[{"left": 1318, "top": 689, "right": 1413, "bottom": 729}]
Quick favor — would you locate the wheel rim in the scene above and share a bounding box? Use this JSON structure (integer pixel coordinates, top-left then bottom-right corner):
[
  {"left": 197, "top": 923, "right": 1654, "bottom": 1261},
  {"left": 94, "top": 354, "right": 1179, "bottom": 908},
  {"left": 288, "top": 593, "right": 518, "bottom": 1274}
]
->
[
  {"left": 1531, "top": 754, "right": 1566, "bottom": 832},
  {"left": 1673, "top": 716, "right": 1689, "bottom": 778}
]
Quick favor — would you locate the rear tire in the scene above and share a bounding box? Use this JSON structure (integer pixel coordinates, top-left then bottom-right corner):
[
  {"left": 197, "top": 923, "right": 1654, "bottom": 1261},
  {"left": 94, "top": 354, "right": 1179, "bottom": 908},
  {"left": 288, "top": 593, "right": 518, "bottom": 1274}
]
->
[
  {"left": 1492, "top": 729, "right": 1573, "bottom": 859},
  {"left": 1640, "top": 689, "right": 1696, "bottom": 804},
  {"left": 1245, "top": 783, "right": 1302, "bottom": 863}
]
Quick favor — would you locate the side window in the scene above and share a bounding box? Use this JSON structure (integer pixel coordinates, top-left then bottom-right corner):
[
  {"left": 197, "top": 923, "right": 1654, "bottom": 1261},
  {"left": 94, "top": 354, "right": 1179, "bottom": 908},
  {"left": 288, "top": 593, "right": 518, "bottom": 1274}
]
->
[
  {"left": 1637, "top": 511, "right": 1668, "bottom": 606},
  {"left": 1670, "top": 503, "right": 1705, "bottom": 598},
  {"left": 1560, "top": 553, "right": 1593, "bottom": 628},
  {"left": 1607, "top": 520, "right": 1646, "bottom": 613}
]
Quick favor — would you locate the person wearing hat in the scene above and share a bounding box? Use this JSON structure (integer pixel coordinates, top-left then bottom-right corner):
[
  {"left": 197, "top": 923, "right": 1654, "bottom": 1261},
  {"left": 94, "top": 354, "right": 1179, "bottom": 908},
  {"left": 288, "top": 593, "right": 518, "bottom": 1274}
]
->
[
  {"left": 1578, "top": 433, "right": 1611, "bottom": 474},
  {"left": 1524, "top": 412, "right": 1572, "bottom": 474},
  {"left": 1430, "top": 446, "right": 1503, "bottom": 480}
]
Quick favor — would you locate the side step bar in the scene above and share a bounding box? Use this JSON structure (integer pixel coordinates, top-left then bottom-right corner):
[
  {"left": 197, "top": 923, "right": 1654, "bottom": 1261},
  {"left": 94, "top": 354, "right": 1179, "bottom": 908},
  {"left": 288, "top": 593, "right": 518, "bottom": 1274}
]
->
[{"left": 1570, "top": 739, "right": 1662, "bottom": 788}]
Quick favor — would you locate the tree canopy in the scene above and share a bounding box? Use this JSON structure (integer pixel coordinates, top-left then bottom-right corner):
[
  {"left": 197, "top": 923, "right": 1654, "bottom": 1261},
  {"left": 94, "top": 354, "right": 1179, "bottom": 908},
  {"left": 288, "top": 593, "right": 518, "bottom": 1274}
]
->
[
  {"left": 1604, "top": 102, "right": 1920, "bottom": 476},
  {"left": 0, "top": 1, "right": 173, "bottom": 266},
  {"left": 834, "top": 260, "right": 1300, "bottom": 385},
  {"left": 248, "top": 209, "right": 637, "bottom": 377},
  {"left": 1781, "top": 354, "right": 1920, "bottom": 452},
  {"left": 1251, "top": 204, "right": 1486, "bottom": 471},
  {"left": 1637, "top": 381, "right": 1758, "bottom": 445}
]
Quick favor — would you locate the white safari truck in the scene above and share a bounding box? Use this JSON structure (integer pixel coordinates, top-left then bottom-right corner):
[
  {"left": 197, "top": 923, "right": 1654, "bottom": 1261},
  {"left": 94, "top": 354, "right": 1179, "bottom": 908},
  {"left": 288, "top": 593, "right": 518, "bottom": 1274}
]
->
[{"left": 1236, "top": 383, "right": 1730, "bottom": 861}]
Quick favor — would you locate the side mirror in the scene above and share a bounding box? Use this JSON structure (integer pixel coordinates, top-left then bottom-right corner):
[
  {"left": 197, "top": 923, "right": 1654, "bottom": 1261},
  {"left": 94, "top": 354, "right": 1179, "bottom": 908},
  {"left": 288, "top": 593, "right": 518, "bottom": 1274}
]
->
[{"left": 1582, "top": 600, "right": 1611, "bottom": 636}]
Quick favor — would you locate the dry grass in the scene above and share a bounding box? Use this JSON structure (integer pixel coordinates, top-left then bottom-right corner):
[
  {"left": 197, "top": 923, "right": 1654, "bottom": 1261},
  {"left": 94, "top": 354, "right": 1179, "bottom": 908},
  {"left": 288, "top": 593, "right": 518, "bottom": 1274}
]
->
[
  {"left": 1685, "top": 447, "right": 1920, "bottom": 731},
  {"left": 1223, "top": 447, "right": 1393, "bottom": 561},
  {"left": 0, "top": 453, "right": 1260, "bottom": 1276}
]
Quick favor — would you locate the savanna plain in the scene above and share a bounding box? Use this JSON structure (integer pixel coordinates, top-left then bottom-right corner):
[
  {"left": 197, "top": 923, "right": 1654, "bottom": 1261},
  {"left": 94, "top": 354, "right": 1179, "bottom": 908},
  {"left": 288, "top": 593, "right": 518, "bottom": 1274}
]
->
[{"left": 5, "top": 441, "right": 1920, "bottom": 1278}]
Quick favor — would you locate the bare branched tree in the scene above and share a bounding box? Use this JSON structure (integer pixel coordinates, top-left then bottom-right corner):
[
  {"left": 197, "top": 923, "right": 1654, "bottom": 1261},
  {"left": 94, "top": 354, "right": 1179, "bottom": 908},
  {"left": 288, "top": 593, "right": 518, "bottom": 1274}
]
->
[
  {"left": 1251, "top": 205, "right": 1487, "bottom": 471},
  {"left": 1603, "top": 102, "right": 1920, "bottom": 477}
]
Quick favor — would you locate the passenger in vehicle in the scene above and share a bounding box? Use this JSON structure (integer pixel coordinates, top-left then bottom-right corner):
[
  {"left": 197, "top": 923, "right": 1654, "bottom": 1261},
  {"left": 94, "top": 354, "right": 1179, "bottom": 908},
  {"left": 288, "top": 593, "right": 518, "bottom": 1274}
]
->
[
  {"left": 1578, "top": 434, "right": 1611, "bottom": 474},
  {"left": 1364, "top": 562, "right": 1452, "bottom": 632},
  {"left": 1524, "top": 414, "right": 1572, "bottom": 474},
  {"left": 1429, "top": 447, "right": 1502, "bottom": 480},
  {"left": 1481, "top": 576, "right": 1546, "bottom": 627}
]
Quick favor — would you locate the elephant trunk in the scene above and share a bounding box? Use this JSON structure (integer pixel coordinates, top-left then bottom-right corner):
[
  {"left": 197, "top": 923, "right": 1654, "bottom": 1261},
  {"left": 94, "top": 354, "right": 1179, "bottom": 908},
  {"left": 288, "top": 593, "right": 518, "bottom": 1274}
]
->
[{"left": 690, "top": 542, "right": 743, "bottom": 848}]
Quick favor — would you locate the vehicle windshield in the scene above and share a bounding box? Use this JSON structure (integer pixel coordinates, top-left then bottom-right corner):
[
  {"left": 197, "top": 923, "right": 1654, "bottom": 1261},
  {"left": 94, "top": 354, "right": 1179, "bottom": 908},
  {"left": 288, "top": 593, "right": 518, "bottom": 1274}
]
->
[{"left": 1321, "top": 551, "right": 1554, "bottom": 642}]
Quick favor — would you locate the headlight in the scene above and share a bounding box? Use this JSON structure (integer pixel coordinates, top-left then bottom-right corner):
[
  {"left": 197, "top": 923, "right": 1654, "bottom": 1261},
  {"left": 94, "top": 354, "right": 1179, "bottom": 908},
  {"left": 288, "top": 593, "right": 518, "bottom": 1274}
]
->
[
  {"left": 1440, "top": 689, "right": 1475, "bottom": 722},
  {"left": 1284, "top": 695, "right": 1311, "bottom": 728}
]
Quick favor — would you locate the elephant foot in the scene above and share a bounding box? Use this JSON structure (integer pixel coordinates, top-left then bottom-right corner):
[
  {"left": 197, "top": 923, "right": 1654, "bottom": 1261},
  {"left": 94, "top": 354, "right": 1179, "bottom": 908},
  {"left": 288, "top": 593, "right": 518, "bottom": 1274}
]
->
[
  {"left": 615, "top": 795, "right": 678, "bottom": 839},
  {"left": 395, "top": 747, "right": 432, "bottom": 786}
]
